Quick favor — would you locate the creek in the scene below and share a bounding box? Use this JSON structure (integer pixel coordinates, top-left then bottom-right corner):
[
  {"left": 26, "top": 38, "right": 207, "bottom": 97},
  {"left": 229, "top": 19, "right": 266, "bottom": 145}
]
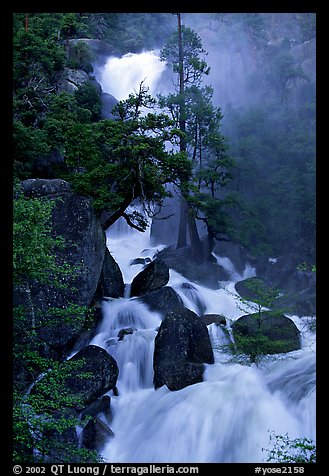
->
[
  {"left": 88, "top": 219, "right": 315, "bottom": 463},
  {"left": 89, "top": 49, "right": 315, "bottom": 463}
]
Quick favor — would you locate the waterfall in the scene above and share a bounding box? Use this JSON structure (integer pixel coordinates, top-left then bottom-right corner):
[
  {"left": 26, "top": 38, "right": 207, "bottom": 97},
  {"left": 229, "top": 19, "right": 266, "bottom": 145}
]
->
[
  {"left": 87, "top": 218, "right": 315, "bottom": 463},
  {"left": 87, "top": 50, "right": 316, "bottom": 463},
  {"left": 94, "top": 50, "right": 168, "bottom": 101}
]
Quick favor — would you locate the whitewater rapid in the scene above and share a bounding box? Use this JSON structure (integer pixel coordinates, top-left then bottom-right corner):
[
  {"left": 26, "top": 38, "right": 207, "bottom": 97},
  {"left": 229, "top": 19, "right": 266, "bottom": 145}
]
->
[
  {"left": 88, "top": 219, "right": 316, "bottom": 463},
  {"left": 90, "top": 47, "right": 316, "bottom": 462}
]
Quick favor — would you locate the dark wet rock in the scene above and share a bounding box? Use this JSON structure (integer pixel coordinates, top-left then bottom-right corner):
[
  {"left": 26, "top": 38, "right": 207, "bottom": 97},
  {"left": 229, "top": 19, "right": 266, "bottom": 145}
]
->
[
  {"left": 81, "top": 417, "right": 114, "bottom": 451},
  {"left": 65, "top": 345, "right": 119, "bottom": 410},
  {"left": 130, "top": 257, "right": 152, "bottom": 266},
  {"left": 137, "top": 286, "right": 184, "bottom": 315},
  {"left": 14, "top": 179, "right": 106, "bottom": 355},
  {"left": 117, "top": 327, "right": 136, "bottom": 340},
  {"left": 201, "top": 314, "right": 227, "bottom": 326},
  {"left": 130, "top": 259, "right": 169, "bottom": 297},
  {"left": 80, "top": 395, "right": 112, "bottom": 421},
  {"left": 153, "top": 308, "right": 214, "bottom": 391},
  {"left": 95, "top": 248, "right": 125, "bottom": 299},
  {"left": 155, "top": 246, "right": 230, "bottom": 288}
]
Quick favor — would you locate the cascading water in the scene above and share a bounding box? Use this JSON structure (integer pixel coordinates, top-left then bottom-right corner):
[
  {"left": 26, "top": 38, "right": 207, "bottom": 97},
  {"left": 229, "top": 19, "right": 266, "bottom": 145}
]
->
[
  {"left": 88, "top": 50, "right": 316, "bottom": 463},
  {"left": 94, "top": 50, "right": 168, "bottom": 101},
  {"left": 87, "top": 217, "right": 316, "bottom": 463}
]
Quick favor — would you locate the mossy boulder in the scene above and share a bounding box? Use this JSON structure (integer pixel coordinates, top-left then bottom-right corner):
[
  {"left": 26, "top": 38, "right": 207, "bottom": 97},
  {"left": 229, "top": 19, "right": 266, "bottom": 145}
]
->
[
  {"left": 153, "top": 308, "right": 214, "bottom": 391},
  {"left": 232, "top": 312, "right": 301, "bottom": 360}
]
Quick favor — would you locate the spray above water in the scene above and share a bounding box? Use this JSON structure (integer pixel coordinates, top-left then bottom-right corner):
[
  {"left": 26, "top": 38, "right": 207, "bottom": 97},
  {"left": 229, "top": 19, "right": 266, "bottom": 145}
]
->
[{"left": 96, "top": 50, "right": 167, "bottom": 101}]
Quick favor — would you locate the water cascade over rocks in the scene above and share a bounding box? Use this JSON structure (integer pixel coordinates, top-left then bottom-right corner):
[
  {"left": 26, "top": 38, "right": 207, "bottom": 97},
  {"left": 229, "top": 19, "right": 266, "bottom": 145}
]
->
[
  {"left": 86, "top": 217, "right": 315, "bottom": 463},
  {"left": 86, "top": 50, "right": 316, "bottom": 463}
]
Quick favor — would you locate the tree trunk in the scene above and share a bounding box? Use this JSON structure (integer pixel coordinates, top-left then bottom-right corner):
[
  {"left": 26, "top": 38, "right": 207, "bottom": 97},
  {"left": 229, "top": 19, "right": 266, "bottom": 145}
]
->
[
  {"left": 175, "top": 13, "right": 189, "bottom": 250},
  {"left": 177, "top": 13, "right": 186, "bottom": 149},
  {"left": 187, "top": 205, "right": 203, "bottom": 264},
  {"left": 176, "top": 197, "right": 188, "bottom": 248},
  {"left": 174, "top": 13, "right": 203, "bottom": 258}
]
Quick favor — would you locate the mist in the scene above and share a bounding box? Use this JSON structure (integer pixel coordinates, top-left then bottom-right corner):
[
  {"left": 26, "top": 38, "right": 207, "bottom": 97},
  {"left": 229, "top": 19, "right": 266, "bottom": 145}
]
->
[
  {"left": 96, "top": 13, "right": 315, "bottom": 129},
  {"left": 96, "top": 50, "right": 167, "bottom": 101},
  {"left": 182, "top": 13, "right": 316, "bottom": 115},
  {"left": 93, "top": 12, "right": 315, "bottom": 258}
]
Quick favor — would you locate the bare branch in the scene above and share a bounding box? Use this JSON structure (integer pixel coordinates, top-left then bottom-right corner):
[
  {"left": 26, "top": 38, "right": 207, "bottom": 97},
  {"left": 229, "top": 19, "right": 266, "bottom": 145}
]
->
[{"left": 122, "top": 212, "right": 145, "bottom": 232}]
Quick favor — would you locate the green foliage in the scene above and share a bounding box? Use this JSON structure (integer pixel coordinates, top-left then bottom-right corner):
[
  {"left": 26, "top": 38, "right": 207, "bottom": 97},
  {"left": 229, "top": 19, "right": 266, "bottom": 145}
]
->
[
  {"left": 160, "top": 25, "right": 235, "bottom": 245},
  {"left": 13, "top": 316, "right": 101, "bottom": 462},
  {"left": 60, "top": 13, "right": 80, "bottom": 40},
  {"left": 13, "top": 121, "right": 51, "bottom": 178},
  {"left": 226, "top": 100, "right": 315, "bottom": 257},
  {"left": 67, "top": 41, "right": 94, "bottom": 73},
  {"left": 264, "top": 432, "right": 316, "bottom": 463},
  {"left": 13, "top": 327, "right": 102, "bottom": 463},
  {"left": 13, "top": 24, "right": 65, "bottom": 87},
  {"left": 64, "top": 85, "right": 192, "bottom": 229},
  {"left": 296, "top": 262, "right": 316, "bottom": 273},
  {"left": 13, "top": 18, "right": 66, "bottom": 129},
  {"left": 13, "top": 366, "right": 104, "bottom": 463},
  {"left": 161, "top": 24, "right": 210, "bottom": 86},
  {"left": 13, "top": 184, "right": 100, "bottom": 463},
  {"left": 74, "top": 82, "right": 102, "bottom": 121},
  {"left": 12, "top": 11, "right": 316, "bottom": 462},
  {"left": 40, "top": 304, "right": 88, "bottom": 335},
  {"left": 234, "top": 277, "right": 280, "bottom": 318},
  {"left": 233, "top": 332, "right": 293, "bottom": 362},
  {"left": 13, "top": 187, "right": 71, "bottom": 285},
  {"left": 230, "top": 279, "right": 288, "bottom": 362},
  {"left": 11, "top": 13, "right": 193, "bottom": 232},
  {"left": 13, "top": 12, "right": 315, "bottom": 261}
]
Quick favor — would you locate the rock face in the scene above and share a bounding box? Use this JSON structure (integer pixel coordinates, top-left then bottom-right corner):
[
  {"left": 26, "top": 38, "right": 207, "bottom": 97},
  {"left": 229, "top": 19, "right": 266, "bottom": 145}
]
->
[
  {"left": 130, "top": 259, "right": 170, "bottom": 297},
  {"left": 20, "top": 178, "right": 71, "bottom": 197},
  {"left": 65, "top": 345, "right": 119, "bottom": 410},
  {"left": 14, "top": 179, "right": 108, "bottom": 353},
  {"left": 101, "top": 92, "right": 118, "bottom": 119},
  {"left": 30, "top": 344, "right": 119, "bottom": 412},
  {"left": 153, "top": 308, "right": 214, "bottom": 391},
  {"left": 95, "top": 248, "right": 125, "bottom": 299},
  {"left": 57, "top": 67, "right": 90, "bottom": 93}
]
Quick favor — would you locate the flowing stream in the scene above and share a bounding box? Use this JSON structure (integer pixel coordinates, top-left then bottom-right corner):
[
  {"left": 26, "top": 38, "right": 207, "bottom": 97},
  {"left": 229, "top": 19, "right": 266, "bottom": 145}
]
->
[
  {"left": 88, "top": 219, "right": 316, "bottom": 463},
  {"left": 89, "top": 50, "right": 316, "bottom": 463}
]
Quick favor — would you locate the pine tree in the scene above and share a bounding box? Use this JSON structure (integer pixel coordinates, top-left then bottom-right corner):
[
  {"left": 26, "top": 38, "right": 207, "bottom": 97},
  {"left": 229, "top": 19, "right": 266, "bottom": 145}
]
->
[{"left": 160, "top": 14, "right": 234, "bottom": 262}]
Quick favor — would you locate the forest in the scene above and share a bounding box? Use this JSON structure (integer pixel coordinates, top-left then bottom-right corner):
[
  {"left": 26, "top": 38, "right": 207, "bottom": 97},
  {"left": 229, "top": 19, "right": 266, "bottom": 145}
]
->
[
  {"left": 12, "top": 12, "right": 316, "bottom": 464},
  {"left": 13, "top": 12, "right": 316, "bottom": 258}
]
